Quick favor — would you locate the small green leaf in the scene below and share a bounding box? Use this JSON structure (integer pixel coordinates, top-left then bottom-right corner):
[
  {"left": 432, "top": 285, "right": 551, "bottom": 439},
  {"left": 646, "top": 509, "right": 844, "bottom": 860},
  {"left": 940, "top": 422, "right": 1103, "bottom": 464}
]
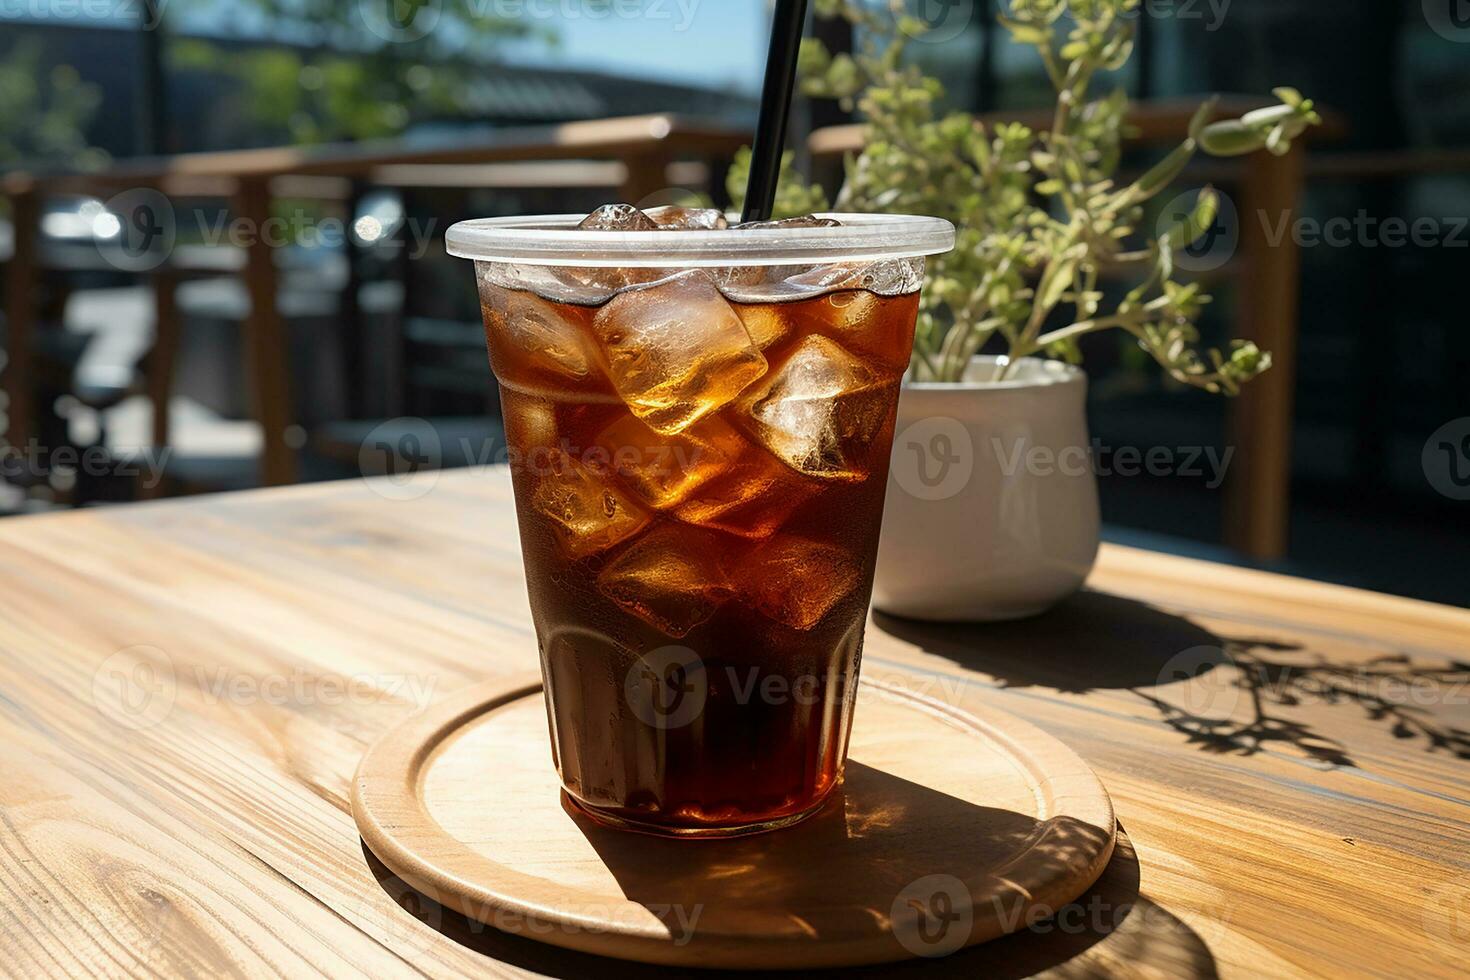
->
[
  {"left": 1037, "top": 256, "right": 1079, "bottom": 312},
  {"left": 998, "top": 16, "right": 1051, "bottom": 46},
  {"left": 1128, "top": 140, "right": 1196, "bottom": 202},
  {"left": 897, "top": 16, "right": 929, "bottom": 38},
  {"left": 1046, "top": 335, "right": 1084, "bottom": 364},
  {"left": 1240, "top": 104, "right": 1297, "bottom": 130},
  {"left": 1273, "top": 86, "right": 1303, "bottom": 108},
  {"left": 1159, "top": 186, "right": 1220, "bottom": 251},
  {"left": 798, "top": 38, "right": 831, "bottom": 79},
  {"left": 826, "top": 53, "right": 862, "bottom": 99},
  {"left": 1198, "top": 120, "right": 1265, "bottom": 157},
  {"left": 1188, "top": 96, "right": 1219, "bottom": 141},
  {"left": 1265, "top": 124, "right": 1287, "bottom": 155}
]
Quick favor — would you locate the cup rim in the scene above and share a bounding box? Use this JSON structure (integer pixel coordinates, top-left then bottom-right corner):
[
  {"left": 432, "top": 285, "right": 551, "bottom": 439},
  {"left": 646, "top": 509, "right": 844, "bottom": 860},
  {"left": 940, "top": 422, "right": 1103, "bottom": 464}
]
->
[{"left": 445, "top": 212, "right": 956, "bottom": 267}]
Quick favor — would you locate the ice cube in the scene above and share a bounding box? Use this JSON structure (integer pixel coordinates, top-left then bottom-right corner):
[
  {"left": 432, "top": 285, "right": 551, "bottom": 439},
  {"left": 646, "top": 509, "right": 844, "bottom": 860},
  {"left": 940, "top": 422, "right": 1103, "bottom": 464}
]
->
[
  {"left": 479, "top": 260, "right": 613, "bottom": 306},
  {"left": 735, "top": 216, "right": 842, "bottom": 230},
  {"left": 595, "top": 413, "right": 740, "bottom": 510},
  {"left": 819, "top": 289, "right": 919, "bottom": 372},
  {"left": 563, "top": 207, "right": 666, "bottom": 291},
  {"left": 673, "top": 441, "right": 818, "bottom": 539},
  {"left": 740, "top": 335, "right": 894, "bottom": 481},
  {"left": 755, "top": 265, "right": 921, "bottom": 372},
  {"left": 531, "top": 455, "right": 650, "bottom": 559},
  {"left": 783, "top": 263, "right": 865, "bottom": 290},
  {"left": 818, "top": 291, "right": 882, "bottom": 343},
  {"left": 774, "top": 287, "right": 901, "bottom": 372},
  {"left": 578, "top": 204, "right": 658, "bottom": 231},
  {"left": 708, "top": 265, "right": 772, "bottom": 298},
  {"left": 734, "top": 537, "right": 863, "bottom": 630},
  {"left": 598, "top": 526, "right": 733, "bottom": 637},
  {"left": 644, "top": 206, "right": 728, "bottom": 230},
  {"left": 554, "top": 265, "right": 667, "bottom": 295},
  {"left": 784, "top": 256, "right": 925, "bottom": 296},
  {"left": 501, "top": 389, "right": 558, "bottom": 450},
  {"left": 595, "top": 410, "right": 813, "bottom": 537},
  {"left": 479, "top": 285, "right": 595, "bottom": 380},
  {"left": 732, "top": 303, "right": 790, "bottom": 351},
  {"left": 591, "top": 272, "right": 767, "bottom": 434}
]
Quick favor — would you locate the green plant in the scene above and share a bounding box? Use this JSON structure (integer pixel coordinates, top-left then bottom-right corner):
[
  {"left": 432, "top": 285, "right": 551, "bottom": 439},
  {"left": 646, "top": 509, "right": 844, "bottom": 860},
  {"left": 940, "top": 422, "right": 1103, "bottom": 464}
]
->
[
  {"left": 0, "top": 39, "right": 108, "bottom": 171},
  {"left": 730, "top": 0, "right": 1322, "bottom": 392},
  {"left": 168, "top": 1, "right": 548, "bottom": 144}
]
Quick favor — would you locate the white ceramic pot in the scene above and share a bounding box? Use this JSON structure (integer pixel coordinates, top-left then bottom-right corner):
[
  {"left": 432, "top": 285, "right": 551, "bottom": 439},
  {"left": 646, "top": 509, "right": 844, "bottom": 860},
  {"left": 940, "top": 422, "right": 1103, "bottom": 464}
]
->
[{"left": 874, "top": 356, "right": 1100, "bottom": 621}]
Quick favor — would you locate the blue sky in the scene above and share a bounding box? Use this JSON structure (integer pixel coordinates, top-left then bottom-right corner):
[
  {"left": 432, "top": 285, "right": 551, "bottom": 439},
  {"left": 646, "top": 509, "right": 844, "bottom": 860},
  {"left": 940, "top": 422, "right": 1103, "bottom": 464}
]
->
[
  {"left": 498, "top": 2, "right": 772, "bottom": 94},
  {"left": 2, "top": 1, "right": 774, "bottom": 96}
]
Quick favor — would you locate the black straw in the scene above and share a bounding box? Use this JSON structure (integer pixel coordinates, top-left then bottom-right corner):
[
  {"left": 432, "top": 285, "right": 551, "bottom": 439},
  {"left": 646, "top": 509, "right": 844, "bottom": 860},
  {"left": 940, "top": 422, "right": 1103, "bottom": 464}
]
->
[{"left": 741, "top": 0, "right": 809, "bottom": 224}]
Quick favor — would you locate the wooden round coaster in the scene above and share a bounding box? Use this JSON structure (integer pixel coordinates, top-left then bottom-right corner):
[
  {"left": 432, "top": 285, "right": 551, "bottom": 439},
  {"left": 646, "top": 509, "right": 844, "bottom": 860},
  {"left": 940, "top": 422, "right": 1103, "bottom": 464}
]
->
[{"left": 353, "top": 671, "right": 1116, "bottom": 969}]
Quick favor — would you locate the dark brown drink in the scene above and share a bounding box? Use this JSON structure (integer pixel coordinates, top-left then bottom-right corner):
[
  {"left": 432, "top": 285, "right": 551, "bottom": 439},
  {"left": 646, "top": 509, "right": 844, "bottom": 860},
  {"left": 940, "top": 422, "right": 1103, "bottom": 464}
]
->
[{"left": 457, "top": 207, "right": 950, "bottom": 836}]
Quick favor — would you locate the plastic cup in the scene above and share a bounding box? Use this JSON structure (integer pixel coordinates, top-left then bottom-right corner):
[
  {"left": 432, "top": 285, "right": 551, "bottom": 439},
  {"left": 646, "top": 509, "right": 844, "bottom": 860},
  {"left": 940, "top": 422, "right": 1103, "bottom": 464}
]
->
[{"left": 448, "top": 212, "right": 954, "bottom": 837}]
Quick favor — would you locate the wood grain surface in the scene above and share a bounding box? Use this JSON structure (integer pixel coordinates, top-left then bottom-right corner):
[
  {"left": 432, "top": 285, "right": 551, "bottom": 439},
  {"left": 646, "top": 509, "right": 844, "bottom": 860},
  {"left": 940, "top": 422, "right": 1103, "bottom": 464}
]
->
[{"left": 0, "top": 468, "right": 1466, "bottom": 978}]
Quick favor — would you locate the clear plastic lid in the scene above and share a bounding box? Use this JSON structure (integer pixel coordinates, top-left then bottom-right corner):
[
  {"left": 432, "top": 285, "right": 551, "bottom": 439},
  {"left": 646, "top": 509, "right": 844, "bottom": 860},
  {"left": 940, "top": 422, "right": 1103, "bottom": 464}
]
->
[{"left": 445, "top": 212, "right": 955, "bottom": 268}]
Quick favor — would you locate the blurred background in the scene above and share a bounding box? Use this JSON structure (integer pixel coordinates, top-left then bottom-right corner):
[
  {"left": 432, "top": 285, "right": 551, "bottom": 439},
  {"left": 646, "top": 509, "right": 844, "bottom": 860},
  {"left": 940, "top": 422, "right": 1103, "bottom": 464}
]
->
[{"left": 1, "top": 0, "right": 1466, "bottom": 607}]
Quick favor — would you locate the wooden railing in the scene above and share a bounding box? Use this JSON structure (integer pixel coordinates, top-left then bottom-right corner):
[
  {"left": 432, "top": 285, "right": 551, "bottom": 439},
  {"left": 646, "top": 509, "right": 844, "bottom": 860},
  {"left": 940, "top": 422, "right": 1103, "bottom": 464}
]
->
[
  {"left": 3, "top": 103, "right": 1366, "bottom": 560},
  {"left": 1, "top": 115, "right": 751, "bottom": 488}
]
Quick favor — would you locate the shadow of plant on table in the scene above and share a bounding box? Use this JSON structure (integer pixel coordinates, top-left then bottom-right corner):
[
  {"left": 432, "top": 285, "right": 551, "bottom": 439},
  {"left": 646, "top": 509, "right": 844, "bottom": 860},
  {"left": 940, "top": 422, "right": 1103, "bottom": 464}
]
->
[
  {"left": 1140, "top": 640, "right": 1470, "bottom": 766},
  {"left": 873, "top": 594, "right": 1470, "bottom": 767}
]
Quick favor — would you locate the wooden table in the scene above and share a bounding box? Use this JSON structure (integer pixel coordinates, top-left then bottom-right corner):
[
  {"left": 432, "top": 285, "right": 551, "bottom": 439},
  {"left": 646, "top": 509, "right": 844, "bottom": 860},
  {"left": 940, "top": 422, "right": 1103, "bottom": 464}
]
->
[{"left": 1, "top": 469, "right": 1465, "bottom": 978}]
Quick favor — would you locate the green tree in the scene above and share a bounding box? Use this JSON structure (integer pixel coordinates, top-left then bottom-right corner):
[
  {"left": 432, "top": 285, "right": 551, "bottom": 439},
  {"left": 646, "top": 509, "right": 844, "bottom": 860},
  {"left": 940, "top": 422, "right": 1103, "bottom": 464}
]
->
[
  {"left": 166, "top": 0, "right": 551, "bottom": 144},
  {"left": 0, "top": 39, "right": 109, "bottom": 170}
]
